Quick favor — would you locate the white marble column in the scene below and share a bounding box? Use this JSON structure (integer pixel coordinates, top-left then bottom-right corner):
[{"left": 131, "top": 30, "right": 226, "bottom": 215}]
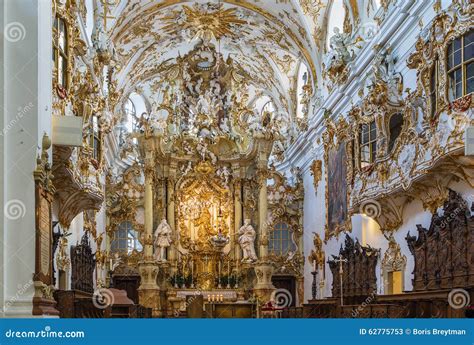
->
[{"left": 0, "top": 0, "right": 53, "bottom": 317}]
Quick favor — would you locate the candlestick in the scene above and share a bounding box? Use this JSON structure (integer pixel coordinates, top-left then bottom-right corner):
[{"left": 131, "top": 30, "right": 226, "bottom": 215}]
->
[
  {"left": 311, "top": 271, "right": 317, "bottom": 300},
  {"left": 226, "top": 261, "right": 231, "bottom": 289},
  {"left": 190, "top": 260, "right": 195, "bottom": 288},
  {"left": 235, "top": 260, "right": 239, "bottom": 288},
  {"left": 174, "top": 260, "right": 178, "bottom": 288},
  {"left": 218, "top": 260, "right": 222, "bottom": 289}
]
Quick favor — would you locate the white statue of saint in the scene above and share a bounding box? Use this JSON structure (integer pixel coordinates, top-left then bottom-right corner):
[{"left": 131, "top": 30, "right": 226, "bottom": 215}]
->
[
  {"left": 238, "top": 219, "right": 258, "bottom": 263},
  {"left": 154, "top": 218, "right": 173, "bottom": 261},
  {"left": 112, "top": 252, "right": 122, "bottom": 271}
]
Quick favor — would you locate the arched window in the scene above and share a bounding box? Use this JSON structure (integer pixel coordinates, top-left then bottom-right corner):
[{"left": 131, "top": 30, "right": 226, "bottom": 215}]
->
[
  {"left": 269, "top": 223, "right": 296, "bottom": 256},
  {"left": 124, "top": 98, "right": 137, "bottom": 132},
  {"left": 53, "top": 15, "right": 68, "bottom": 89},
  {"left": 326, "top": 0, "right": 346, "bottom": 50},
  {"left": 360, "top": 121, "right": 377, "bottom": 168},
  {"left": 111, "top": 222, "right": 142, "bottom": 254},
  {"left": 125, "top": 92, "right": 147, "bottom": 133},
  {"left": 388, "top": 113, "right": 404, "bottom": 153},
  {"left": 447, "top": 30, "right": 473, "bottom": 101},
  {"left": 88, "top": 115, "right": 100, "bottom": 161}
]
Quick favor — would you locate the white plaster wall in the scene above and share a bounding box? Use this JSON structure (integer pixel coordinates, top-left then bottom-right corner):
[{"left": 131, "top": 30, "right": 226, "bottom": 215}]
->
[
  {"left": 0, "top": 0, "right": 52, "bottom": 317},
  {"left": 302, "top": 158, "right": 324, "bottom": 302},
  {"left": 287, "top": 0, "right": 471, "bottom": 304}
]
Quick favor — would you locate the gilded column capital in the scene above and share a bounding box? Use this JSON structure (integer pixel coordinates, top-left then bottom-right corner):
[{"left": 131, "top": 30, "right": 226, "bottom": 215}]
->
[
  {"left": 144, "top": 166, "right": 155, "bottom": 182},
  {"left": 256, "top": 168, "right": 269, "bottom": 188},
  {"left": 144, "top": 153, "right": 156, "bottom": 181},
  {"left": 167, "top": 176, "right": 176, "bottom": 187}
]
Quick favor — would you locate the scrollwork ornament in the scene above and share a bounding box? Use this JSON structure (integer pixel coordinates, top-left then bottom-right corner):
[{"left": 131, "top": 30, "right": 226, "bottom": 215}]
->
[{"left": 310, "top": 160, "right": 322, "bottom": 193}]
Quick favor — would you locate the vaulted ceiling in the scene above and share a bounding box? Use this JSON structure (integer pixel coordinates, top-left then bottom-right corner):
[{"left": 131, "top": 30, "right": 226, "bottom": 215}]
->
[
  {"left": 107, "top": 0, "right": 364, "bottom": 151},
  {"left": 108, "top": 1, "right": 339, "bottom": 117}
]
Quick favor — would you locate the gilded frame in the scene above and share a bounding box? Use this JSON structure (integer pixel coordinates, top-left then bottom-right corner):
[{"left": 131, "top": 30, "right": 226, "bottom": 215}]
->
[{"left": 323, "top": 116, "right": 353, "bottom": 241}]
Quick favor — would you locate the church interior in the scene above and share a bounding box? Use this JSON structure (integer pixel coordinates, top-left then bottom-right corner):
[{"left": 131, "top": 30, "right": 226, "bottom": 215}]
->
[{"left": 1, "top": 0, "right": 473, "bottom": 319}]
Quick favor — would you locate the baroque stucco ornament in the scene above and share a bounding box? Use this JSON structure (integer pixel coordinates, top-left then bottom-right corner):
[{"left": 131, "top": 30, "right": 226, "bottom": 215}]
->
[{"left": 325, "top": 1, "right": 474, "bottom": 234}]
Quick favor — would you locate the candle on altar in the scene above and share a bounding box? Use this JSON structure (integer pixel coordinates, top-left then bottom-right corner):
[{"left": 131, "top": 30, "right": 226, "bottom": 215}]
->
[
  {"left": 313, "top": 259, "right": 317, "bottom": 272},
  {"left": 174, "top": 260, "right": 178, "bottom": 287},
  {"left": 235, "top": 260, "right": 239, "bottom": 288}
]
